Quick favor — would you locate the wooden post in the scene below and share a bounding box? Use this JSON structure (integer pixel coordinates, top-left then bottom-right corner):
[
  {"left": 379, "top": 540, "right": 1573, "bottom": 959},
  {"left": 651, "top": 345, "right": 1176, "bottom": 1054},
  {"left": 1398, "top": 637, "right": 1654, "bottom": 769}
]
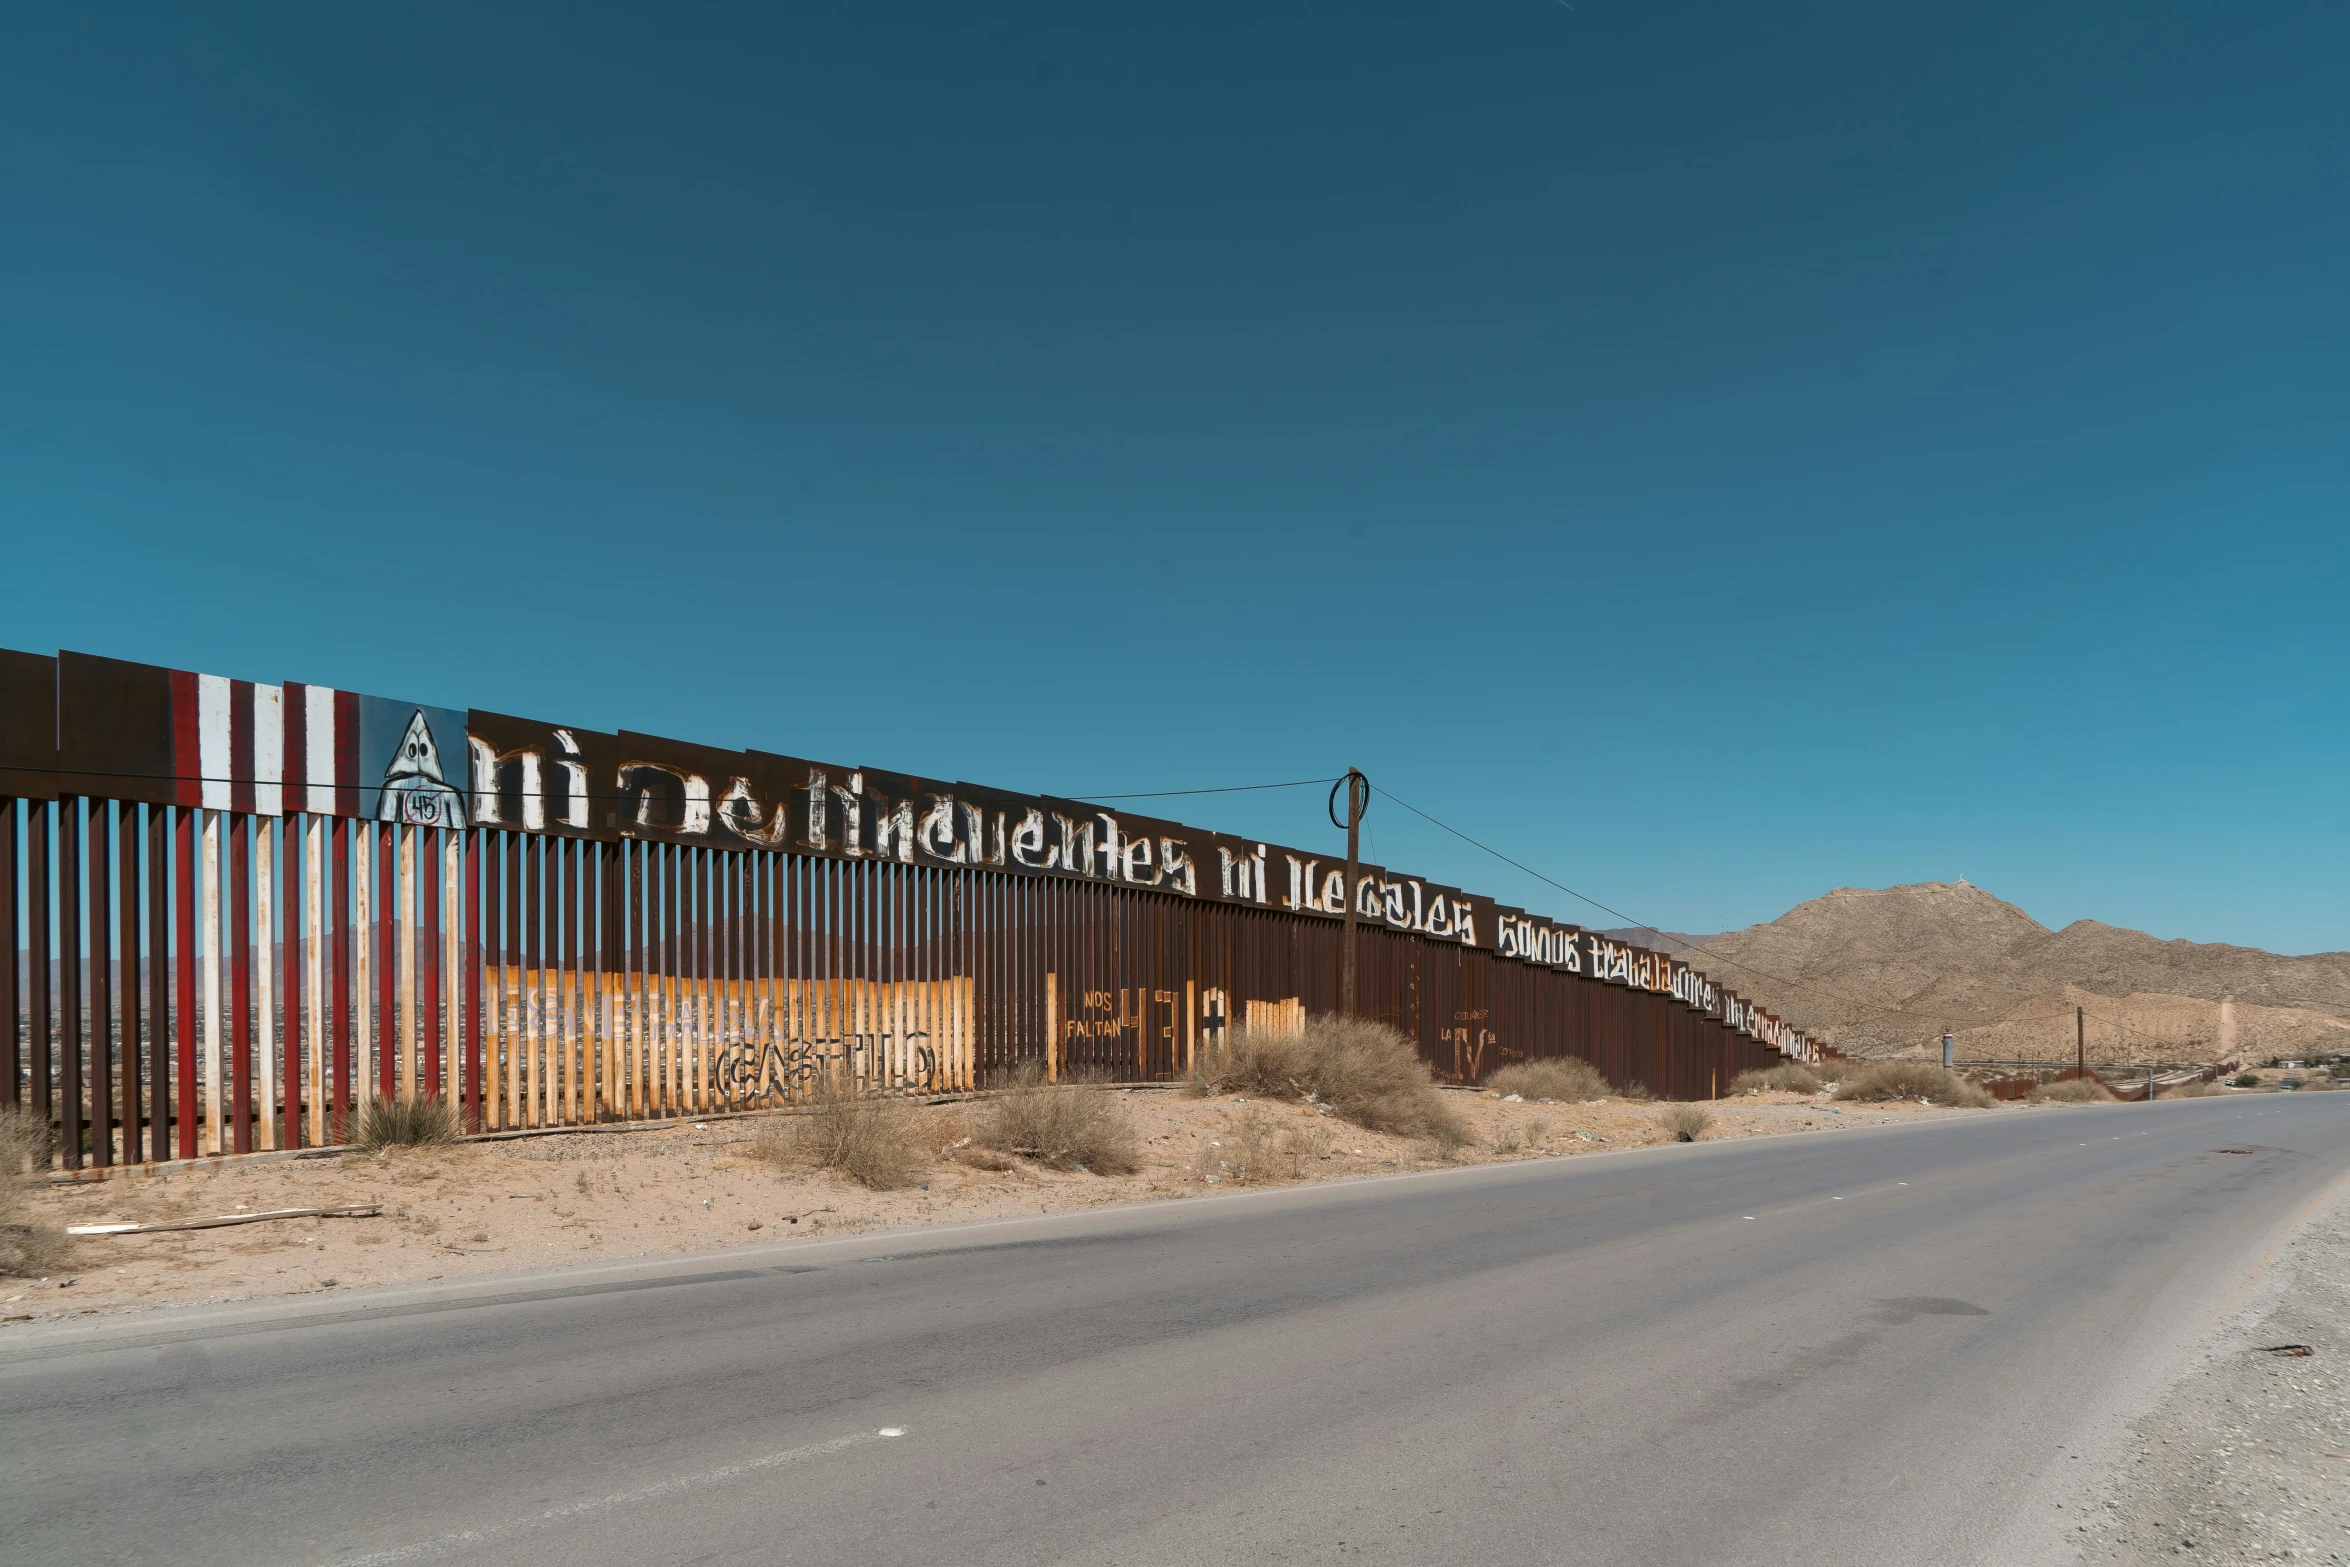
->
[
  {"left": 1333, "top": 769, "right": 1369, "bottom": 1018},
  {"left": 1045, "top": 971, "right": 1059, "bottom": 1082}
]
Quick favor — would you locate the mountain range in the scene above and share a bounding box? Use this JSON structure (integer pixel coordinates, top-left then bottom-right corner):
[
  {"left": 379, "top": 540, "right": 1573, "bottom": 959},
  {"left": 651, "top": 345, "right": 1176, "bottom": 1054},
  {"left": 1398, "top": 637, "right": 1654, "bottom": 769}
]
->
[{"left": 1605, "top": 881, "right": 2350, "bottom": 1065}]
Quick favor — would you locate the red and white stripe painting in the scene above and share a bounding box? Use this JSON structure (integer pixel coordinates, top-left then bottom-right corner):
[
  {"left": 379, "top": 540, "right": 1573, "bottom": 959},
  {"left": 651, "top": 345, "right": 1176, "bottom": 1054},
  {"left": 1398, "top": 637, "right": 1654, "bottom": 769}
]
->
[
  {"left": 168, "top": 672, "right": 284, "bottom": 814},
  {"left": 282, "top": 682, "right": 363, "bottom": 817}
]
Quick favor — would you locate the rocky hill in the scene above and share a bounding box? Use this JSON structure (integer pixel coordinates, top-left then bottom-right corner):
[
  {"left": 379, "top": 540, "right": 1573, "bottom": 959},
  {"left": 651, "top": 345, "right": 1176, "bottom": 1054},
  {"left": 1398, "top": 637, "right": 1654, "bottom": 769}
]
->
[{"left": 1639, "top": 882, "right": 2350, "bottom": 1064}]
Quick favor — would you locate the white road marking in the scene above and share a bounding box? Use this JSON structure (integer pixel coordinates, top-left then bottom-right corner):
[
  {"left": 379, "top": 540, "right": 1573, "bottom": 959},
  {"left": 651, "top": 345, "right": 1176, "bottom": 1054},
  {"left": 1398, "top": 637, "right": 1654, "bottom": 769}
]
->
[{"left": 320, "top": 1428, "right": 908, "bottom": 1566}]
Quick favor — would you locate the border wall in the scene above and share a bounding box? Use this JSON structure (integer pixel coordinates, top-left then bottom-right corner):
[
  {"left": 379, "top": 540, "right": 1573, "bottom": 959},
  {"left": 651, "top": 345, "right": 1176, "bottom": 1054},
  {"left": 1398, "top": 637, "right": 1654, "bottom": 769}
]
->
[{"left": 0, "top": 648, "right": 1815, "bottom": 1169}]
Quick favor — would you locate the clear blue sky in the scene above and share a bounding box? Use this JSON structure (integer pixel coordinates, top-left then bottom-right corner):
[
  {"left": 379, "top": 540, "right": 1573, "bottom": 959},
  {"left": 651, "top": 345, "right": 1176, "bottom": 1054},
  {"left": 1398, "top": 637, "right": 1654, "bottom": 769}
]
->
[{"left": 2, "top": 4, "right": 2343, "bottom": 953}]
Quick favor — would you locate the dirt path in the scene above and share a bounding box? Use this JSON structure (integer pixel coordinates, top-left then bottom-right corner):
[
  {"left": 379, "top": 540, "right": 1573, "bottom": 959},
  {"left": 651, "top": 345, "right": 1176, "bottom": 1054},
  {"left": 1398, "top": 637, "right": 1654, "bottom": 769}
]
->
[{"left": 4, "top": 1089, "right": 1989, "bottom": 1323}]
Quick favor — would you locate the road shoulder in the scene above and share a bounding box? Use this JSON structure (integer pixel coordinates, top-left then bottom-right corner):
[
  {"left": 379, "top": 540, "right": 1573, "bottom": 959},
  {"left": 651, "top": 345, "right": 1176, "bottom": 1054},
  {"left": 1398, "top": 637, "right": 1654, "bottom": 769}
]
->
[{"left": 2075, "top": 1167, "right": 2350, "bottom": 1564}]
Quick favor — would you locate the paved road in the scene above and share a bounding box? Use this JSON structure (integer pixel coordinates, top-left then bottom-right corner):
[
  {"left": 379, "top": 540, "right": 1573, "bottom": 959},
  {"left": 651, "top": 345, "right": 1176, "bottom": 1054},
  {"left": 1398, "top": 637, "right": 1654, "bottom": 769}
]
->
[{"left": 8, "top": 1095, "right": 2350, "bottom": 1567}]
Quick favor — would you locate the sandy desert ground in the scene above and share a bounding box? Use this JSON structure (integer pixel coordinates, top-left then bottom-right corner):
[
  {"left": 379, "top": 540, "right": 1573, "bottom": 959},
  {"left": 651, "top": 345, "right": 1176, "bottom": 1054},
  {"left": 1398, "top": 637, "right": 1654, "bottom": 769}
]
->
[{"left": 3, "top": 1087, "right": 2035, "bottom": 1323}]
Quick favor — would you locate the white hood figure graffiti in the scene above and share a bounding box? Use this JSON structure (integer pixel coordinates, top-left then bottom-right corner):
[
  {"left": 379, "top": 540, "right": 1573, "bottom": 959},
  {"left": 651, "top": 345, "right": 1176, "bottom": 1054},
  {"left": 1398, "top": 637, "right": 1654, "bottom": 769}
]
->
[{"left": 377, "top": 709, "right": 468, "bottom": 828}]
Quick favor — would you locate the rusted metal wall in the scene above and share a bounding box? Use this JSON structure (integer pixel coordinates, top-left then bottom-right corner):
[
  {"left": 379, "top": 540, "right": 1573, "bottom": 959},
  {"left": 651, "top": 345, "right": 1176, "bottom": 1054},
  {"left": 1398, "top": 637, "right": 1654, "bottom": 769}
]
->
[{"left": 2, "top": 646, "right": 1810, "bottom": 1168}]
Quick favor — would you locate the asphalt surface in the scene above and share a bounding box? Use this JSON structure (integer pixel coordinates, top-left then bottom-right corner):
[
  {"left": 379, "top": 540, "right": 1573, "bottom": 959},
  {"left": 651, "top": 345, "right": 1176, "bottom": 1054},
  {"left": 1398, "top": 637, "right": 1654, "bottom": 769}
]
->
[{"left": 7, "top": 1094, "right": 2350, "bottom": 1567}]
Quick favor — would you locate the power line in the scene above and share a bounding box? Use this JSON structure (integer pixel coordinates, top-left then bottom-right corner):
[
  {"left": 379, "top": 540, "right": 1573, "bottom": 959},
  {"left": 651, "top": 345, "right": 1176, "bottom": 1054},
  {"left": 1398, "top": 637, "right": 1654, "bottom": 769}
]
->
[
  {"left": 2, "top": 759, "right": 2256, "bottom": 1058},
  {"left": 1367, "top": 784, "right": 2223, "bottom": 1057},
  {"left": 1070, "top": 777, "right": 1341, "bottom": 802}
]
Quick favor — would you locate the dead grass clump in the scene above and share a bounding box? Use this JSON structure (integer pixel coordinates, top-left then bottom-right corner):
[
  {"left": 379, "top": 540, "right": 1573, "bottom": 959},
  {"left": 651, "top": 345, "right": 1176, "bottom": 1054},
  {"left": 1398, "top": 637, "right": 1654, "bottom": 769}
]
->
[
  {"left": 2163, "top": 1079, "right": 2224, "bottom": 1099},
  {"left": 1192, "top": 1015, "right": 1467, "bottom": 1150},
  {"left": 1617, "top": 1080, "right": 1655, "bottom": 1103},
  {"left": 0, "top": 1106, "right": 65, "bottom": 1278},
  {"left": 953, "top": 1142, "right": 1018, "bottom": 1171},
  {"left": 1200, "top": 1106, "right": 1320, "bottom": 1185},
  {"left": 1730, "top": 1063, "right": 1822, "bottom": 1095},
  {"left": 750, "top": 1082, "right": 929, "bottom": 1190},
  {"left": 2030, "top": 1075, "right": 2113, "bottom": 1103},
  {"left": 0, "top": 1106, "right": 47, "bottom": 1178},
  {"left": 1811, "top": 1058, "right": 1855, "bottom": 1083},
  {"left": 1836, "top": 1061, "right": 1993, "bottom": 1108},
  {"left": 354, "top": 1094, "right": 462, "bottom": 1151},
  {"left": 1487, "top": 1057, "right": 1610, "bottom": 1102},
  {"left": 976, "top": 1066, "right": 1140, "bottom": 1174},
  {"left": 1664, "top": 1104, "right": 1714, "bottom": 1142}
]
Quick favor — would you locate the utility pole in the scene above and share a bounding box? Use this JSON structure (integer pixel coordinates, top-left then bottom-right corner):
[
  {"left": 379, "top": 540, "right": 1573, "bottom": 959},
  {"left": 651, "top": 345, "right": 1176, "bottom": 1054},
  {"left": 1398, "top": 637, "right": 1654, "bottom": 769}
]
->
[
  {"left": 1330, "top": 769, "right": 1370, "bottom": 1018},
  {"left": 2077, "top": 1005, "right": 2086, "bottom": 1082}
]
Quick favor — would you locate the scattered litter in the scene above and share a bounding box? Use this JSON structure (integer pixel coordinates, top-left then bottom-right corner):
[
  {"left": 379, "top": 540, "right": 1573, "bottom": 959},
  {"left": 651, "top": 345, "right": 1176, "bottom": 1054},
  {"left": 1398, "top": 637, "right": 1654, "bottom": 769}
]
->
[
  {"left": 67, "top": 1206, "right": 380, "bottom": 1236},
  {"left": 1501, "top": 1093, "right": 1523, "bottom": 1103},
  {"left": 2257, "top": 1344, "right": 2315, "bottom": 1357},
  {"left": 2216, "top": 1148, "right": 2256, "bottom": 1156},
  {"left": 747, "top": 1221, "right": 762, "bottom": 1231}
]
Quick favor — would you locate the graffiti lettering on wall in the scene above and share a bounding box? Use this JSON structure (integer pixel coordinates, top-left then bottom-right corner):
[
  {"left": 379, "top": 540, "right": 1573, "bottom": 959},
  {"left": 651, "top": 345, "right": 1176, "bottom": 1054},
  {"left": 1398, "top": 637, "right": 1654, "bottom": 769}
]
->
[
  {"left": 703, "top": 978, "right": 973, "bottom": 1102},
  {"left": 1276, "top": 858, "right": 1483, "bottom": 948},
  {"left": 12, "top": 646, "right": 1818, "bottom": 1059},
  {"left": 1445, "top": 1010, "right": 1497, "bottom": 1081}
]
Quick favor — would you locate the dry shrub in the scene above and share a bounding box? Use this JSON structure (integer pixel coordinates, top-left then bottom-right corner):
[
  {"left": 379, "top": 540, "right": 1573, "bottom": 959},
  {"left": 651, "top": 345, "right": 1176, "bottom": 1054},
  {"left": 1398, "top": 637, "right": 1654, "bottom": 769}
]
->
[
  {"left": 2163, "top": 1079, "right": 2224, "bottom": 1099},
  {"left": 0, "top": 1106, "right": 65, "bottom": 1278},
  {"left": 1199, "top": 1105, "right": 1320, "bottom": 1185},
  {"left": 1618, "top": 1080, "right": 1655, "bottom": 1103},
  {"left": 1191, "top": 1015, "right": 1467, "bottom": 1150},
  {"left": 1836, "top": 1061, "right": 1993, "bottom": 1107},
  {"left": 1663, "top": 1104, "right": 1714, "bottom": 1142},
  {"left": 750, "top": 1082, "right": 928, "bottom": 1190},
  {"left": 1730, "top": 1063, "right": 1822, "bottom": 1095},
  {"left": 2031, "top": 1075, "right": 2113, "bottom": 1103},
  {"left": 0, "top": 1106, "right": 47, "bottom": 1178},
  {"left": 953, "top": 1142, "right": 1017, "bottom": 1171},
  {"left": 1487, "top": 1057, "right": 1610, "bottom": 1102},
  {"left": 976, "top": 1065, "right": 1140, "bottom": 1174},
  {"left": 355, "top": 1094, "right": 461, "bottom": 1151},
  {"left": 1811, "top": 1058, "right": 1856, "bottom": 1083}
]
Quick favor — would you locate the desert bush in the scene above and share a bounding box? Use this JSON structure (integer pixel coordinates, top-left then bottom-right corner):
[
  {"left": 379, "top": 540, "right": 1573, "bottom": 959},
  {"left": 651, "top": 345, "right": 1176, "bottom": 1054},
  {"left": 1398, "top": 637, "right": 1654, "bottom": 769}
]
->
[
  {"left": 2030, "top": 1076, "right": 2112, "bottom": 1103},
  {"left": 749, "top": 1081, "right": 928, "bottom": 1189},
  {"left": 2230, "top": 1073, "right": 2261, "bottom": 1088},
  {"left": 1730, "top": 1063, "right": 1822, "bottom": 1095},
  {"left": 1835, "top": 1061, "right": 1994, "bottom": 1108},
  {"left": 1811, "top": 1058, "right": 1855, "bottom": 1083},
  {"left": 1487, "top": 1057, "right": 1610, "bottom": 1102},
  {"left": 975, "top": 1065, "right": 1140, "bottom": 1174},
  {"left": 1198, "top": 1105, "right": 1320, "bottom": 1185},
  {"left": 1617, "top": 1080, "right": 1655, "bottom": 1102},
  {"left": 1663, "top": 1104, "right": 1714, "bottom": 1142},
  {"left": 1190, "top": 1015, "right": 1469, "bottom": 1150},
  {"left": 0, "top": 1106, "right": 47, "bottom": 1178},
  {"left": 0, "top": 1107, "right": 64, "bottom": 1278},
  {"left": 2162, "top": 1079, "right": 2223, "bottom": 1099},
  {"left": 354, "top": 1094, "right": 462, "bottom": 1151}
]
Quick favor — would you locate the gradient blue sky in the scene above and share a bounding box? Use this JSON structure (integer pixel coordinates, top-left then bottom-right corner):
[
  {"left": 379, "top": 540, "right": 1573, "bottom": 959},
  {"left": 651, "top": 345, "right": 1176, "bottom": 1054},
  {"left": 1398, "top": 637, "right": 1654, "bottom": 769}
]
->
[{"left": 2, "top": 4, "right": 2343, "bottom": 955}]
